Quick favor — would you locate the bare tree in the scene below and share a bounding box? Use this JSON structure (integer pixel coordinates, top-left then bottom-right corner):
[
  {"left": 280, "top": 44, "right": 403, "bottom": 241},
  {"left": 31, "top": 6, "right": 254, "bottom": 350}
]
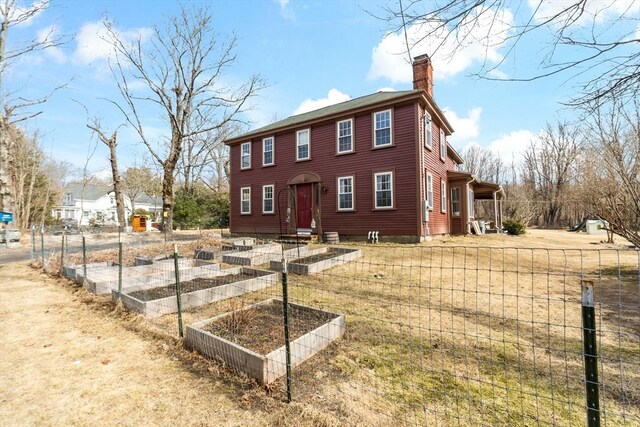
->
[
  {"left": 583, "top": 97, "right": 640, "bottom": 247},
  {"left": 86, "top": 119, "right": 126, "bottom": 229},
  {"left": 461, "top": 144, "right": 504, "bottom": 183},
  {"left": 122, "top": 165, "right": 157, "bottom": 214},
  {"left": 0, "top": 0, "right": 66, "bottom": 215},
  {"left": 177, "top": 121, "right": 237, "bottom": 194},
  {"left": 521, "top": 121, "right": 582, "bottom": 227},
  {"left": 105, "top": 4, "right": 264, "bottom": 232},
  {"left": 378, "top": 0, "right": 640, "bottom": 106}
]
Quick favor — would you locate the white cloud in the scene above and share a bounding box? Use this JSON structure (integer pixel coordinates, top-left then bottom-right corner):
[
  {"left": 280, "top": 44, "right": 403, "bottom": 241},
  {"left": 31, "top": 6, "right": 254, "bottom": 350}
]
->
[
  {"left": 72, "top": 21, "right": 152, "bottom": 66},
  {"left": 442, "top": 107, "right": 482, "bottom": 146},
  {"left": 377, "top": 87, "right": 396, "bottom": 92},
  {"left": 368, "top": 6, "right": 513, "bottom": 83},
  {"left": 293, "top": 88, "right": 351, "bottom": 115},
  {"left": 529, "top": 0, "right": 640, "bottom": 27},
  {"left": 37, "top": 25, "right": 66, "bottom": 64},
  {"left": 487, "top": 130, "right": 537, "bottom": 164},
  {"left": 275, "top": 0, "right": 296, "bottom": 22}
]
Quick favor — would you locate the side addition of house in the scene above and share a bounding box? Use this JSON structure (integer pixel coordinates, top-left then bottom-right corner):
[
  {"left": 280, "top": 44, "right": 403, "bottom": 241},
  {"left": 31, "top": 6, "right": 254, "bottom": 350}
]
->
[{"left": 225, "top": 54, "right": 503, "bottom": 242}]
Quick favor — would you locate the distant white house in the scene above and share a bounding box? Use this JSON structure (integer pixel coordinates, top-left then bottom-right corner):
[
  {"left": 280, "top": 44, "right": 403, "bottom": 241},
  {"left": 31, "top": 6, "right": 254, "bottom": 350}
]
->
[{"left": 51, "top": 183, "right": 162, "bottom": 226}]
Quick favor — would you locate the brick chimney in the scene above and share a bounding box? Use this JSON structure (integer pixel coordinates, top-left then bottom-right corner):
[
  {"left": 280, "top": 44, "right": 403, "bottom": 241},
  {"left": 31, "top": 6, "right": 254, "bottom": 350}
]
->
[{"left": 412, "top": 54, "right": 433, "bottom": 97}]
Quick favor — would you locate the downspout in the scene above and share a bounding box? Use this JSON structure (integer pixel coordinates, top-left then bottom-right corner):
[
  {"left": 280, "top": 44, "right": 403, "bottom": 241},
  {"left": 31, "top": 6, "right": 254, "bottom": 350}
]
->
[
  {"left": 494, "top": 187, "right": 505, "bottom": 232},
  {"left": 419, "top": 107, "right": 428, "bottom": 237},
  {"left": 466, "top": 177, "right": 476, "bottom": 235}
]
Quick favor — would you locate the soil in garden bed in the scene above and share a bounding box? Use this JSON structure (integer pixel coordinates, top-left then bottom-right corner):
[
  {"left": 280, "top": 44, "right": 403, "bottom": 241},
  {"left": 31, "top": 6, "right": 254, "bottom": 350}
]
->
[
  {"left": 203, "top": 300, "right": 337, "bottom": 354},
  {"left": 128, "top": 273, "right": 259, "bottom": 301},
  {"left": 292, "top": 251, "right": 343, "bottom": 265}
]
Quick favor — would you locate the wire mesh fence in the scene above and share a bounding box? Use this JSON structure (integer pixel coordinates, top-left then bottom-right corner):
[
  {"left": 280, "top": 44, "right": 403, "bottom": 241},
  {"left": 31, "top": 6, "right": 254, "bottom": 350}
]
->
[{"left": 39, "top": 233, "right": 639, "bottom": 426}]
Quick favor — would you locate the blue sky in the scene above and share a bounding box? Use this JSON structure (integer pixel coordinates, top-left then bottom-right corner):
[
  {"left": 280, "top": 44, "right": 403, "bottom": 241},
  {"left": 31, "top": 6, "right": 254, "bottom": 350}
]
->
[{"left": 5, "top": 0, "right": 639, "bottom": 176}]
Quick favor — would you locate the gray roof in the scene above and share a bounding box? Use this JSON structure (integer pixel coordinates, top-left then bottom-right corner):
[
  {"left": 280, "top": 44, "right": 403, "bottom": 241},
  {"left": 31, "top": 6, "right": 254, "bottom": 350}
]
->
[
  {"left": 64, "top": 183, "right": 111, "bottom": 200},
  {"left": 63, "top": 182, "right": 162, "bottom": 205},
  {"left": 226, "top": 90, "right": 422, "bottom": 143}
]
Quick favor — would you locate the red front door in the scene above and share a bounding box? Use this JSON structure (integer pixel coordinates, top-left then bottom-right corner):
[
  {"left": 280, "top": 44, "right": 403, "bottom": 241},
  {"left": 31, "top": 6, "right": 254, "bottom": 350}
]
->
[{"left": 296, "top": 183, "right": 313, "bottom": 228}]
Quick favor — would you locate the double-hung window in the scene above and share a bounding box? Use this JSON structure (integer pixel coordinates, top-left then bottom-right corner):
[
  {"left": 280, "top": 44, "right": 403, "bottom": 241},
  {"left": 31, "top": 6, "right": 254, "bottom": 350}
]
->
[
  {"left": 262, "top": 185, "right": 274, "bottom": 214},
  {"left": 451, "top": 187, "right": 460, "bottom": 216},
  {"left": 337, "top": 119, "right": 353, "bottom": 153},
  {"left": 425, "top": 112, "right": 432, "bottom": 149},
  {"left": 374, "top": 110, "right": 392, "bottom": 147},
  {"left": 296, "top": 129, "right": 310, "bottom": 161},
  {"left": 426, "top": 172, "right": 433, "bottom": 210},
  {"left": 263, "top": 137, "right": 274, "bottom": 166},
  {"left": 240, "top": 142, "right": 251, "bottom": 169},
  {"left": 240, "top": 187, "right": 251, "bottom": 214},
  {"left": 374, "top": 172, "right": 393, "bottom": 209},
  {"left": 441, "top": 179, "right": 447, "bottom": 213},
  {"left": 337, "top": 176, "right": 354, "bottom": 211},
  {"left": 440, "top": 129, "right": 446, "bottom": 162},
  {"left": 468, "top": 189, "right": 475, "bottom": 219}
]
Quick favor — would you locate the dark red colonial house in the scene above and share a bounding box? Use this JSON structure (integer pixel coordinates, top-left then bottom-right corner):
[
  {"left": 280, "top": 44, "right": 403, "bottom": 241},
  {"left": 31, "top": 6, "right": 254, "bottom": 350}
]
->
[{"left": 225, "top": 55, "right": 503, "bottom": 241}]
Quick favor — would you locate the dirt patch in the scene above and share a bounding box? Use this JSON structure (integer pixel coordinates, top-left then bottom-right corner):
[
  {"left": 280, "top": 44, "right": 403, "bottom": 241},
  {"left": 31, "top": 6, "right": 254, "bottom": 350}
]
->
[
  {"left": 203, "top": 300, "right": 337, "bottom": 354},
  {"left": 128, "top": 273, "right": 257, "bottom": 301},
  {"left": 293, "top": 252, "right": 338, "bottom": 265}
]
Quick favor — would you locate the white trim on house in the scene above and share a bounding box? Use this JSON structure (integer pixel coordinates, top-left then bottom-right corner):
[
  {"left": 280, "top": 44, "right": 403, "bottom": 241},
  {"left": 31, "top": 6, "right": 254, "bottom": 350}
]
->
[
  {"left": 336, "top": 119, "right": 354, "bottom": 154},
  {"left": 262, "top": 184, "right": 274, "bottom": 214},
  {"left": 373, "top": 109, "right": 393, "bottom": 147},
  {"left": 262, "top": 137, "right": 274, "bottom": 166},
  {"left": 337, "top": 175, "right": 355, "bottom": 211},
  {"left": 296, "top": 129, "right": 310, "bottom": 161},
  {"left": 241, "top": 142, "right": 251, "bottom": 169}
]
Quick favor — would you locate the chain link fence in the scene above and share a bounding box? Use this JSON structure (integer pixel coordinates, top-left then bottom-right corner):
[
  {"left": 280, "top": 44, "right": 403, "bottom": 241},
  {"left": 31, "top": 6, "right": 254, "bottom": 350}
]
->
[{"left": 36, "top": 233, "right": 639, "bottom": 425}]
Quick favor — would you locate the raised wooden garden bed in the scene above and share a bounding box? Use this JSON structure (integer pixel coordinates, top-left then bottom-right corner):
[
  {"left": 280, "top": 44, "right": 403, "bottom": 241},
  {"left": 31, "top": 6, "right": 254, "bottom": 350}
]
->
[
  {"left": 81, "top": 259, "right": 219, "bottom": 295},
  {"left": 62, "top": 261, "right": 113, "bottom": 283},
  {"left": 269, "top": 247, "right": 362, "bottom": 274},
  {"left": 185, "top": 298, "right": 345, "bottom": 385},
  {"left": 222, "top": 243, "right": 309, "bottom": 266},
  {"left": 114, "top": 267, "right": 278, "bottom": 318}
]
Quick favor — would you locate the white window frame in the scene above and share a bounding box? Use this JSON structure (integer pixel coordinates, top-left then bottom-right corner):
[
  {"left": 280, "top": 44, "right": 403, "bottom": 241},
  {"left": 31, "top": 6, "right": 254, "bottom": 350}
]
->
[
  {"left": 262, "top": 137, "right": 274, "bottom": 166},
  {"left": 374, "top": 171, "right": 394, "bottom": 209},
  {"left": 425, "top": 111, "right": 432, "bottom": 149},
  {"left": 440, "top": 129, "right": 446, "bottom": 162},
  {"left": 451, "top": 187, "right": 460, "bottom": 216},
  {"left": 240, "top": 142, "right": 251, "bottom": 170},
  {"left": 441, "top": 179, "right": 447, "bottom": 213},
  {"left": 240, "top": 186, "right": 251, "bottom": 214},
  {"left": 468, "top": 188, "right": 475, "bottom": 219},
  {"left": 296, "top": 129, "right": 310, "bottom": 161},
  {"left": 373, "top": 110, "right": 392, "bottom": 147},
  {"left": 262, "top": 184, "right": 274, "bottom": 214},
  {"left": 426, "top": 172, "right": 433, "bottom": 210},
  {"left": 336, "top": 119, "right": 354, "bottom": 154},
  {"left": 337, "top": 176, "right": 354, "bottom": 211}
]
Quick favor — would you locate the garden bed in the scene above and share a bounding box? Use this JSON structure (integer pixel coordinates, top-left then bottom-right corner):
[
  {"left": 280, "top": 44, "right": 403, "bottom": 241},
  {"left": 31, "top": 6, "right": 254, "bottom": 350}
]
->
[
  {"left": 270, "top": 247, "right": 362, "bottom": 274},
  {"left": 114, "top": 267, "right": 278, "bottom": 318},
  {"left": 222, "top": 243, "right": 309, "bottom": 266},
  {"left": 81, "top": 260, "right": 219, "bottom": 295},
  {"left": 186, "top": 298, "right": 345, "bottom": 385}
]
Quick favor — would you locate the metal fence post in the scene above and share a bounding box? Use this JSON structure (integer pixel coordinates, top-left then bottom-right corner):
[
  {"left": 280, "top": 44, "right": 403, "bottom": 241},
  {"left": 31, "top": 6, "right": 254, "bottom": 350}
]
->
[
  {"left": 82, "top": 236, "right": 87, "bottom": 281},
  {"left": 40, "top": 227, "right": 45, "bottom": 270},
  {"left": 30, "top": 226, "right": 35, "bottom": 260},
  {"left": 60, "top": 231, "right": 65, "bottom": 275},
  {"left": 118, "top": 241, "right": 123, "bottom": 299},
  {"left": 174, "top": 244, "right": 184, "bottom": 338},
  {"left": 281, "top": 257, "right": 292, "bottom": 403},
  {"left": 582, "top": 280, "right": 600, "bottom": 427}
]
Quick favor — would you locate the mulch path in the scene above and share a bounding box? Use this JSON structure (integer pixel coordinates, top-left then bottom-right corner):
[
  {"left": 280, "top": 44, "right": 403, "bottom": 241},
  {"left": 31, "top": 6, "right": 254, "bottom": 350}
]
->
[
  {"left": 203, "top": 300, "right": 337, "bottom": 354},
  {"left": 128, "top": 273, "right": 257, "bottom": 301}
]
